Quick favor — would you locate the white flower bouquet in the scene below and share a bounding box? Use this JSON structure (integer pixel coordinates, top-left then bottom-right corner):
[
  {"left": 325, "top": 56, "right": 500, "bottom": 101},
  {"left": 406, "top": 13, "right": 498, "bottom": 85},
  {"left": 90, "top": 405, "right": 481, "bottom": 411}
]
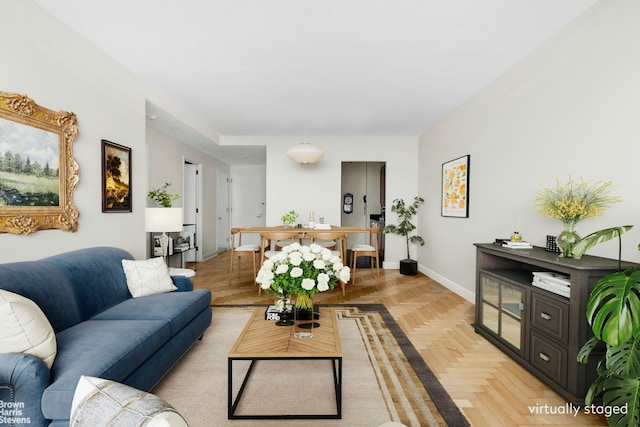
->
[{"left": 256, "top": 242, "right": 351, "bottom": 309}]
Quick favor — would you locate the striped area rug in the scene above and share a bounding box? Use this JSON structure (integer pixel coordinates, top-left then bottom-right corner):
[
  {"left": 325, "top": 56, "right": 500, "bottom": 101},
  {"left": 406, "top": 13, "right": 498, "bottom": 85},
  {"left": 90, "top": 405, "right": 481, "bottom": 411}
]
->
[{"left": 153, "top": 304, "right": 469, "bottom": 426}]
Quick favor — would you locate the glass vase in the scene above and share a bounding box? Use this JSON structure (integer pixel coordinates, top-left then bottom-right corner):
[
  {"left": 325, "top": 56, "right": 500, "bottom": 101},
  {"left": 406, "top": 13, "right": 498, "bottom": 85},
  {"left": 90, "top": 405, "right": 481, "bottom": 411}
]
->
[
  {"left": 556, "top": 223, "right": 580, "bottom": 258},
  {"left": 294, "top": 293, "right": 316, "bottom": 339}
]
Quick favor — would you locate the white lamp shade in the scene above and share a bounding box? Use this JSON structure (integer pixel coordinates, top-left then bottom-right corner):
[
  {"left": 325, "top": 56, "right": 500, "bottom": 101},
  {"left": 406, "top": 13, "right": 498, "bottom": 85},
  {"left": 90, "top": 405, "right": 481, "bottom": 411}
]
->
[
  {"left": 145, "top": 208, "right": 183, "bottom": 232},
  {"left": 286, "top": 142, "right": 324, "bottom": 164}
]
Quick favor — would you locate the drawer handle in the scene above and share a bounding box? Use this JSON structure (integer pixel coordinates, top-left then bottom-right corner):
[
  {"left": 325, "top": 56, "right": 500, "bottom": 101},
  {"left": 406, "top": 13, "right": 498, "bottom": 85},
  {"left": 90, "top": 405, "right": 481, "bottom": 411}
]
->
[
  {"left": 540, "top": 312, "right": 552, "bottom": 321},
  {"left": 539, "top": 352, "right": 551, "bottom": 362}
]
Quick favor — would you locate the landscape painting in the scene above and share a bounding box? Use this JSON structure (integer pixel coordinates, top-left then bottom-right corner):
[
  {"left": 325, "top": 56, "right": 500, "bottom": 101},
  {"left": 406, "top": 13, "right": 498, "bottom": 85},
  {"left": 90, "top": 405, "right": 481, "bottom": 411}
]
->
[
  {"left": 0, "top": 116, "right": 60, "bottom": 207},
  {"left": 0, "top": 91, "right": 79, "bottom": 235},
  {"left": 102, "top": 140, "right": 131, "bottom": 212}
]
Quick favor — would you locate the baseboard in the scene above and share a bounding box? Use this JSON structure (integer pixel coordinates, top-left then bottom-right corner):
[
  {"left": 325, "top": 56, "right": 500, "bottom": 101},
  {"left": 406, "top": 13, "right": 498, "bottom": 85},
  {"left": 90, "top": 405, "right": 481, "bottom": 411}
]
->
[{"left": 418, "top": 264, "right": 475, "bottom": 303}]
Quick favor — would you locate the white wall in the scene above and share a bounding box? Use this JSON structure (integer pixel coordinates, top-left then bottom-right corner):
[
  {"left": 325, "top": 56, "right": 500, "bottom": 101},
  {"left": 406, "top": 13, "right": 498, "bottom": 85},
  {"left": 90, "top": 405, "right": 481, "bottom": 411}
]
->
[
  {"left": 230, "top": 165, "right": 267, "bottom": 247},
  {"left": 224, "top": 136, "right": 419, "bottom": 266},
  {"left": 0, "top": 1, "right": 149, "bottom": 261},
  {"left": 418, "top": 0, "right": 640, "bottom": 302}
]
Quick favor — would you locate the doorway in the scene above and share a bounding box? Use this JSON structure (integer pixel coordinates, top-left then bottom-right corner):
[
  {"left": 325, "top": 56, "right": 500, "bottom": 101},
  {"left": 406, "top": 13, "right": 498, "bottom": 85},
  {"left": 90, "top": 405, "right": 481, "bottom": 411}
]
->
[
  {"left": 341, "top": 162, "right": 386, "bottom": 261},
  {"left": 183, "top": 160, "right": 203, "bottom": 262},
  {"left": 217, "top": 169, "right": 230, "bottom": 251}
]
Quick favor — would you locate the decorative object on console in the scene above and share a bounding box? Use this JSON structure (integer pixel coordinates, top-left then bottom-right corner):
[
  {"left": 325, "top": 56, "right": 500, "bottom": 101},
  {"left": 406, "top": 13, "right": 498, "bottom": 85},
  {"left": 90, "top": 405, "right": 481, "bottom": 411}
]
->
[
  {"left": 70, "top": 375, "right": 188, "bottom": 426},
  {"left": 571, "top": 225, "right": 639, "bottom": 427},
  {"left": 101, "top": 140, "right": 131, "bottom": 213},
  {"left": 383, "top": 196, "right": 425, "bottom": 275},
  {"left": 545, "top": 234, "right": 561, "bottom": 253},
  {"left": 441, "top": 155, "right": 469, "bottom": 218},
  {"left": 0, "top": 91, "right": 79, "bottom": 235},
  {"left": 535, "top": 177, "right": 620, "bottom": 257}
]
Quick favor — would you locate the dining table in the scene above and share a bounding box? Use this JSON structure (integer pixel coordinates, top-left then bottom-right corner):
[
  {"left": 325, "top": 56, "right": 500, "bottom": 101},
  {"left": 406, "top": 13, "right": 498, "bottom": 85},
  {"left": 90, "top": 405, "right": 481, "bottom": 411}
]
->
[{"left": 239, "top": 225, "right": 368, "bottom": 235}]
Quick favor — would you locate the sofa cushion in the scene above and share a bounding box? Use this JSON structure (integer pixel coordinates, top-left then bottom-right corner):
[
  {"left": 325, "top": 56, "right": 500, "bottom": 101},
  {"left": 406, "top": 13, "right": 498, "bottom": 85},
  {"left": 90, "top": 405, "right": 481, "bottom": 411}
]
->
[
  {"left": 93, "top": 289, "right": 211, "bottom": 337},
  {"left": 0, "top": 290, "right": 57, "bottom": 369},
  {"left": 43, "top": 247, "right": 135, "bottom": 321},
  {"left": 0, "top": 262, "right": 81, "bottom": 333},
  {"left": 42, "top": 319, "right": 171, "bottom": 420},
  {"left": 122, "top": 257, "right": 177, "bottom": 297}
]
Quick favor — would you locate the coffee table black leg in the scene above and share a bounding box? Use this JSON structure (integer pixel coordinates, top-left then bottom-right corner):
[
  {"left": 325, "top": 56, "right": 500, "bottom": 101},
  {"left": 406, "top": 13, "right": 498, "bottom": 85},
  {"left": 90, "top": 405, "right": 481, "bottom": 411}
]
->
[
  {"left": 229, "top": 357, "right": 342, "bottom": 419},
  {"left": 228, "top": 358, "right": 258, "bottom": 419},
  {"left": 333, "top": 357, "right": 342, "bottom": 418}
]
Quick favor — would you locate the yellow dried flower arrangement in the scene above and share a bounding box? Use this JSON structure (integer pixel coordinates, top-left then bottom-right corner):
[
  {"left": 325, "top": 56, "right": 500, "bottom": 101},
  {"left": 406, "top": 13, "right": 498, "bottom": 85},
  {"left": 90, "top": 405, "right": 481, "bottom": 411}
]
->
[{"left": 535, "top": 177, "right": 620, "bottom": 226}]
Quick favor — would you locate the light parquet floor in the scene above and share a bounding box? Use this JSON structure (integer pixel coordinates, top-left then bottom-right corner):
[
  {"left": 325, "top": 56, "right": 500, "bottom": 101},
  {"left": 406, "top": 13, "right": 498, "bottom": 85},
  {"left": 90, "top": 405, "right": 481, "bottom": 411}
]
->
[{"left": 189, "top": 251, "right": 607, "bottom": 427}]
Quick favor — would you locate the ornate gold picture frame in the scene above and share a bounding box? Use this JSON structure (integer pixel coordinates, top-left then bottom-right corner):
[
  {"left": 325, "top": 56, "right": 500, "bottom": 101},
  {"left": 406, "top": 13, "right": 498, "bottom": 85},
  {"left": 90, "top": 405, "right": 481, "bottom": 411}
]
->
[{"left": 0, "top": 91, "right": 79, "bottom": 234}]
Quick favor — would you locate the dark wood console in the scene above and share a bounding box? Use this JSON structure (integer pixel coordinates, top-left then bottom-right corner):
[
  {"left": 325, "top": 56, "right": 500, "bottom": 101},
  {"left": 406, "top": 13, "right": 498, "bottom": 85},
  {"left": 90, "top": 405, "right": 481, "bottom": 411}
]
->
[{"left": 474, "top": 243, "right": 637, "bottom": 404}]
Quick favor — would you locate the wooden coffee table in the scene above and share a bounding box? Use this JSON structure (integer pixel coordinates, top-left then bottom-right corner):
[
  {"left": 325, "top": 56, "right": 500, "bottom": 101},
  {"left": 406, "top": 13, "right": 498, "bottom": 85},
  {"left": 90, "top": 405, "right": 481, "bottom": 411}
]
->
[{"left": 227, "top": 307, "right": 342, "bottom": 419}]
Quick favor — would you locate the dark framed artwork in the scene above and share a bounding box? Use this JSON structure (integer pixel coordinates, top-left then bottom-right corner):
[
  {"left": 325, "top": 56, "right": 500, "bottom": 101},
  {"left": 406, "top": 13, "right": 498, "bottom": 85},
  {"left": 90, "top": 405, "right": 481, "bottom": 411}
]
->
[
  {"left": 102, "top": 140, "right": 131, "bottom": 212},
  {"left": 0, "top": 91, "right": 79, "bottom": 234},
  {"left": 441, "top": 154, "right": 470, "bottom": 218}
]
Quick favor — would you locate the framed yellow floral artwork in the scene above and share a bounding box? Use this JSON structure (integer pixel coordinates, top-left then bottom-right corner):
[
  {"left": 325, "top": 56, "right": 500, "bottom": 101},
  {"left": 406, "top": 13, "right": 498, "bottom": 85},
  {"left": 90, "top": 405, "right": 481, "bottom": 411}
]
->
[{"left": 441, "top": 155, "right": 469, "bottom": 218}]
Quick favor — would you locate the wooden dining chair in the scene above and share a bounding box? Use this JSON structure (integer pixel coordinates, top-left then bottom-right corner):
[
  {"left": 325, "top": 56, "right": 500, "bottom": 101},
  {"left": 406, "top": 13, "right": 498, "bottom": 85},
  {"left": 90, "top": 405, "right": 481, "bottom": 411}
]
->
[
  {"left": 258, "top": 230, "right": 302, "bottom": 295},
  {"left": 306, "top": 230, "right": 348, "bottom": 295},
  {"left": 351, "top": 227, "right": 381, "bottom": 285},
  {"left": 229, "top": 228, "right": 260, "bottom": 285}
]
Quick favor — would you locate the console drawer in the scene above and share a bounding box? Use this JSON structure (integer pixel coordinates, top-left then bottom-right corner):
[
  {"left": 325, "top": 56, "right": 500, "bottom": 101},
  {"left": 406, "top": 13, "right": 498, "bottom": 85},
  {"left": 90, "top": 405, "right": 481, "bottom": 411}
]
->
[
  {"left": 530, "top": 332, "right": 567, "bottom": 388},
  {"left": 531, "top": 290, "right": 569, "bottom": 345}
]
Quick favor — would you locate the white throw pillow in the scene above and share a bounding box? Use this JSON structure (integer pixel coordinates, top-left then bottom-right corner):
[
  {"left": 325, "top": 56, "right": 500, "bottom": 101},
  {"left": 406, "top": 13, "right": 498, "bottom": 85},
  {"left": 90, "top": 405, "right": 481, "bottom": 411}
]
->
[
  {"left": 122, "top": 258, "right": 177, "bottom": 298},
  {"left": 0, "top": 289, "right": 57, "bottom": 369},
  {"left": 70, "top": 375, "right": 188, "bottom": 426}
]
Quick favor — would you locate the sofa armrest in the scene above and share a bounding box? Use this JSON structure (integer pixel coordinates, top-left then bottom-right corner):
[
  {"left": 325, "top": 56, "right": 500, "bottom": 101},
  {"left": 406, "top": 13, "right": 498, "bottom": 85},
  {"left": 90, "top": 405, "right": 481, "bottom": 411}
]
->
[
  {"left": 0, "top": 353, "right": 50, "bottom": 427},
  {"left": 171, "top": 275, "right": 194, "bottom": 292}
]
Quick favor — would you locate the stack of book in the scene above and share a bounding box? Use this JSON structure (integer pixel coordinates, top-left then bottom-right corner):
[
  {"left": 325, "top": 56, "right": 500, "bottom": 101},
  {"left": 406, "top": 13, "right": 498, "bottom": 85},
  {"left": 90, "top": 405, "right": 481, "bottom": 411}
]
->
[
  {"left": 500, "top": 240, "right": 533, "bottom": 249},
  {"left": 532, "top": 271, "right": 571, "bottom": 298},
  {"left": 264, "top": 305, "right": 291, "bottom": 321}
]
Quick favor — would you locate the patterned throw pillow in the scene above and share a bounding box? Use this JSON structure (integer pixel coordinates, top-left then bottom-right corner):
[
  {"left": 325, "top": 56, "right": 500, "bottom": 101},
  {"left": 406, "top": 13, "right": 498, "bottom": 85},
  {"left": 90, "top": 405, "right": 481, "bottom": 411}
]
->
[
  {"left": 121, "top": 257, "right": 177, "bottom": 298},
  {"left": 71, "top": 375, "right": 188, "bottom": 426},
  {"left": 0, "top": 289, "right": 57, "bottom": 368}
]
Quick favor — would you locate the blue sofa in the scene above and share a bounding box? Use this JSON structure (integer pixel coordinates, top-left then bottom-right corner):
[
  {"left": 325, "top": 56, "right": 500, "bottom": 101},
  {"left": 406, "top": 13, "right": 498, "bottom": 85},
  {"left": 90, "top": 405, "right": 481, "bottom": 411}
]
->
[{"left": 0, "top": 247, "right": 212, "bottom": 426}]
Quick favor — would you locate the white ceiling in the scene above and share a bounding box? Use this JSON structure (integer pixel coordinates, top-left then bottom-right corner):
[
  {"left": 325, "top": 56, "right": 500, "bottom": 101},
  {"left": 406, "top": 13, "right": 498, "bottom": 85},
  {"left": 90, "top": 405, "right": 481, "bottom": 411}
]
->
[{"left": 34, "top": 0, "right": 597, "bottom": 164}]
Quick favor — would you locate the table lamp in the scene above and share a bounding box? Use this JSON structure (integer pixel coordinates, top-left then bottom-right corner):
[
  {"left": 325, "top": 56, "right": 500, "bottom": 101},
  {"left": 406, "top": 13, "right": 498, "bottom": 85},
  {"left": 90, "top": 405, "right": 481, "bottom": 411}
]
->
[{"left": 145, "top": 207, "right": 183, "bottom": 263}]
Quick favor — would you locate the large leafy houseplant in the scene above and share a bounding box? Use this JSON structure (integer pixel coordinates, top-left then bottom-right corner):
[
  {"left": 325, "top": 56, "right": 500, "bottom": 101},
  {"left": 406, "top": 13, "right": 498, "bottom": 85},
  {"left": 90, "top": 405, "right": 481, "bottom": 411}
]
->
[
  {"left": 383, "top": 196, "right": 425, "bottom": 275},
  {"left": 572, "top": 225, "right": 640, "bottom": 426}
]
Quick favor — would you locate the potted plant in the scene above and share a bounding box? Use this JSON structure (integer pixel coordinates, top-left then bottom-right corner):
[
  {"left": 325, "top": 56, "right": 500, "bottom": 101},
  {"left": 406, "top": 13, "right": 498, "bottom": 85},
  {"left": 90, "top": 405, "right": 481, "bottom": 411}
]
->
[
  {"left": 281, "top": 210, "right": 299, "bottom": 228},
  {"left": 148, "top": 182, "right": 180, "bottom": 207},
  {"left": 572, "top": 225, "right": 639, "bottom": 426},
  {"left": 535, "top": 177, "right": 620, "bottom": 257},
  {"left": 383, "top": 196, "right": 425, "bottom": 275}
]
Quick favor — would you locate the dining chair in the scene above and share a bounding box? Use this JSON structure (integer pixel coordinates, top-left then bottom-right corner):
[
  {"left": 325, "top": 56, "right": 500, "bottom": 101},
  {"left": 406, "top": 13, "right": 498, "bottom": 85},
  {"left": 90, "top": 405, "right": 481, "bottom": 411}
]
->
[
  {"left": 306, "top": 230, "right": 348, "bottom": 295},
  {"left": 258, "top": 230, "right": 302, "bottom": 294},
  {"left": 350, "top": 227, "right": 381, "bottom": 285},
  {"left": 228, "top": 228, "right": 260, "bottom": 285}
]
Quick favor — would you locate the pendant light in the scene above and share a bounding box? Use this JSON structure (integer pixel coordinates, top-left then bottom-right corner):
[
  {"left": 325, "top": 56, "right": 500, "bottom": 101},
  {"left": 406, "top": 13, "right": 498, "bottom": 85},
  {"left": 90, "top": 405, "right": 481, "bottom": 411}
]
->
[{"left": 286, "top": 126, "right": 324, "bottom": 164}]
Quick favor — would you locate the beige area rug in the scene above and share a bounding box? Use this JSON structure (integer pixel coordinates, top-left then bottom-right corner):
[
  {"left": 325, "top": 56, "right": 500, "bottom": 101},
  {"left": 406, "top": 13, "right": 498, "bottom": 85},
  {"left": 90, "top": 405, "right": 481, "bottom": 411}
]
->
[{"left": 153, "top": 305, "right": 468, "bottom": 427}]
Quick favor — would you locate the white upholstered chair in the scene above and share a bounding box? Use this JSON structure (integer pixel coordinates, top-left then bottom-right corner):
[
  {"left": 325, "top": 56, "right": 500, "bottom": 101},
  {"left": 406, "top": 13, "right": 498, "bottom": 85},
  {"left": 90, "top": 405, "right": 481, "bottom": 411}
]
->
[
  {"left": 351, "top": 227, "right": 381, "bottom": 284},
  {"left": 228, "top": 228, "right": 260, "bottom": 284}
]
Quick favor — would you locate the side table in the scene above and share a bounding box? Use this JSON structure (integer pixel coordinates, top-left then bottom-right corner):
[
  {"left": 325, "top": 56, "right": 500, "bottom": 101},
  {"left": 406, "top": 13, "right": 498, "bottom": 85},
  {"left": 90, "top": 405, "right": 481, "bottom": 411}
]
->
[{"left": 168, "top": 267, "right": 195, "bottom": 278}]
